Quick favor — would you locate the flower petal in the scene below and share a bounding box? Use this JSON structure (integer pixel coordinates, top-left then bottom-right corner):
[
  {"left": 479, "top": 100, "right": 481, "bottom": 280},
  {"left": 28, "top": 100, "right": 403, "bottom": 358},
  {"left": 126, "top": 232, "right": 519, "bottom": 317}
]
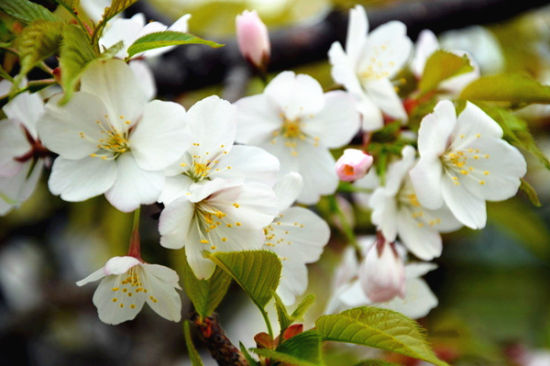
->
[
  {"left": 396, "top": 208, "right": 442, "bottom": 260},
  {"left": 142, "top": 264, "right": 182, "bottom": 322},
  {"left": 417, "top": 99, "right": 456, "bottom": 157},
  {"left": 409, "top": 156, "right": 444, "bottom": 209},
  {"left": 130, "top": 100, "right": 189, "bottom": 171},
  {"left": 158, "top": 175, "right": 194, "bottom": 204},
  {"left": 49, "top": 156, "right": 116, "bottom": 202},
  {"left": 377, "top": 277, "right": 438, "bottom": 319},
  {"left": 364, "top": 78, "right": 407, "bottom": 121},
  {"left": 296, "top": 143, "right": 338, "bottom": 204},
  {"left": 3, "top": 92, "right": 44, "bottom": 137},
  {"left": 99, "top": 13, "right": 145, "bottom": 58},
  {"left": 328, "top": 42, "right": 363, "bottom": 95},
  {"left": 129, "top": 60, "right": 156, "bottom": 101},
  {"left": 346, "top": 5, "right": 369, "bottom": 65},
  {"left": 92, "top": 274, "right": 146, "bottom": 325},
  {"left": 369, "top": 189, "right": 398, "bottom": 242},
  {"left": 235, "top": 94, "right": 281, "bottom": 144},
  {"left": 454, "top": 101, "right": 503, "bottom": 140},
  {"left": 273, "top": 172, "right": 303, "bottom": 211},
  {"left": 159, "top": 197, "right": 195, "bottom": 249},
  {"left": 105, "top": 153, "right": 164, "bottom": 212},
  {"left": 212, "top": 145, "right": 279, "bottom": 186},
  {"left": 441, "top": 174, "right": 486, "bottom": 229},
  {"left": 357, "top": 94, "right": 384, "bottom": 131},
  {"left": 411, "top": 29, "right": 439, "bottom": 77},
  {"left": 0, "top": 120, "right": 29, "bottom": 177},
  {"left": 76, "top": 268, "right": 106, "bottom": 286},
  {"left": 104, "top": 256, "right": 141, "bottom": 275},
  {"left": 301, "top": 91, "right": 360, "bottom": 148}
]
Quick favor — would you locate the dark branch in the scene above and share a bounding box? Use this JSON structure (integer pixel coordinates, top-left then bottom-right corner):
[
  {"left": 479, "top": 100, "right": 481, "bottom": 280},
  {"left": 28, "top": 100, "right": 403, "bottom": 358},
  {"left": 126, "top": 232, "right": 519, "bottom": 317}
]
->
[{"left": 143, "top": 0, "right": 549, "bottom": 97}]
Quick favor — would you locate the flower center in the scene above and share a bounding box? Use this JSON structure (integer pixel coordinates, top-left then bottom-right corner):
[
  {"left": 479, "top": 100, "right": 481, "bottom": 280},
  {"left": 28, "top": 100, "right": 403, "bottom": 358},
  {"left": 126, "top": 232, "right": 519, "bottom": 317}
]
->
[
  {"left": 193, "top": 201, "right": 241, "bottom": 251},
  {"left": 442, "top": 144, "right": 490, "bottom": 186},
  {"left": 82, "top": 117, "right": 131, "bottom": 160},
  {"left": 282, "top": 118, "right": 303, "bottom": 139}
]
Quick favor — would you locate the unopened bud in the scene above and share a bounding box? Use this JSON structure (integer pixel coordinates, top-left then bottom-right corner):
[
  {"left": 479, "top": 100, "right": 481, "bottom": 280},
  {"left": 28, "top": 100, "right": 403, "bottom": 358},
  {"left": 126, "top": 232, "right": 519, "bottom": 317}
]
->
[
  {"left": 236, "top": 10, "right": 270, "bottom": 71},
  {"left": 359, "top": 237, "right": 405, "bottom": 303},
  {"left": 336, "top": 148, "right": 373, "bottom": 182}
]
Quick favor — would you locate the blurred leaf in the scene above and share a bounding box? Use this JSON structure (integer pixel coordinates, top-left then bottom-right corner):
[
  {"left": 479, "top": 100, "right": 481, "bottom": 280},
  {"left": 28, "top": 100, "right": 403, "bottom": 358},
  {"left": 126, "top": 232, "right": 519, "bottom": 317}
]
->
[
  {"left": 183, "top": 320, "right": 204, "bottom": 366},
  {"left": 59, "top": 24, "right": 97, "bottom": 104},
  {"left": 182, "top": 253, "right": 232, "bottom": 320},
  {"left": 100, "top": 40, "right": 123, "bottom": 58},
  {"left": 126, "top": 31, "right": 223, "bottom": 59},
  {"left": 476, "top": 103, "right": 550, "bottom": 170},
  {"left": 419, "top": 50, "right": 473, "bottom": 94},
  {"left": 208, "top": 250, "right": 281, "bottom": 310},
  {"left": 519, "top": 179, "right": 541, "bottom": 207},
  {"left": 354, "top": 361, "right": 401, "bottom": 366},
  {"left": 291, "top": 294, "right": 316, "bottom": 320},
  {"left": 14, "top": 20, "right": 63, "bottom": 89},
  {"left": 92, "top": 0, "right": 138, "bottom": 47},
  {"left": 461, "top": 74, "right": 550, "bottom": 105},
  {"left": 253, "top": 348, "right": 318, "bottom": 366},
  {"left": 240, "top": 342, "right": 260, "bottom": 366},
  {"left": 0, "top": 0, "right": 57, "bottom": 24},
  {"left": 316, "top": 307, "right": 449, "bottom": 366}
]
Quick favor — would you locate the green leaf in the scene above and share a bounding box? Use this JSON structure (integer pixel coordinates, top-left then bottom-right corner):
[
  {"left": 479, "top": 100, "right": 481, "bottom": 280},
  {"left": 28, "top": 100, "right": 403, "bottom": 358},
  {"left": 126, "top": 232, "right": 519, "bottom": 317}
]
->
[
  {"left": 207, "top": 250, "right": 281, "bottom": 310},
  {"left": 183, "top": 320, "right": 204, "bottom": 366},
  {"left": 92, "top": 0, "right": 138, "bottom": 47},
  {"left": 14, "top": 20, "right": 63, "bottom": 89},
  {"left": 316, "top": 307, "right": 449, "bottom": 366},
  {"left": 354, "top": 361, "right": 401, "bottom": 366},
  {"left": 59, "top": 24, "right": 98, "bottom": 104},
  {"left": 276, "top": 329, "right": 323, "bottom": 365},
  {"left": 126, "top": 31, "right": 223, "bottom": 59},
  {"left": 475, "top": 103, "right": 550, "bottom": 170},
  {"left": 239, "top": 342, "right": 260, "bottom": 366},
  {"left": 291, "top": 294, "right": 315, "bottom": 320},
  {"left": 182, "top": 253, "right": 232, "bottom": 320},
  {"left": 253, "top": 348, "right": 318, "bottom": 366},
  {"left": 519, "top": 179, "right": 541, "bottom": 207},
  {"left": 274, "top": 294, "right": 294, "bottom": 332},
  {"left": 100, "top": 40, "right": 124, "bottom": 59},
  {"left": 460, "top": 74, "right": 550, "bottom": 105},
  {"left": 419, "top": 50, "right": 473, "bottom": 94},
  {"left": 0, "top": 0, "right": 57, "bottom": 24}
]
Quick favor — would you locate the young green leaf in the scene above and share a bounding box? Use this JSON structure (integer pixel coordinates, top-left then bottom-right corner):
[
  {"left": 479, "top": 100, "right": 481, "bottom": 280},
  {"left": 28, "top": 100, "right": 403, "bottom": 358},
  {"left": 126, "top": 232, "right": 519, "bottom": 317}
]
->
[
  {"left": 92, "top": 0, "right": 138, "bottom": 46},
  {"left": 253, "top": 348, "right": 318, "bottom": 366},
  {"left": 239, "top": 342, "right": 260, "bottom": 366},
  {"left": 182, "top": 253, "right": 232, "bottom": 320},
  {"left": 519, "top": 178, "right": 541, "bottom": 207},
  {"left": 274, "top": 293, "right": 294, "bottom": 332},
  {"left": 14, "top": 20, "right": 63, "bottom": 89},
  {"left": 316, "top": 307, "right": 449, "bottom": 366},
  {"left": 460, "top": 74, "right": 550, "bottom": 105},
  {"left": 183, "top": 320, "right": 204, "bottom": 366},
  {"left": 290, "top": 294, "right": 315, "bottom": 320},
  {"left": 475, "top": 102, "right": 550, "bottom": 170},
  {"left": 0, "top": 0, "right": 57, "bottom": 24},
  {"left": 59, "top": 24, "right": 98, "bottom": 104},
  {"left": 126, "top": 31, "right": 223, "bottom": 59},
  {"left": 276, "top": 329, "right": 323, "bottom": 365},
  {"left": 207, "top": 250, "right": 281, "bottom": 310},
  {"left": 419, "top": 50, "right": 473, "bottom": 94},
  {"left": 354, "top": 360, "right": 401, "bottom": 366},
  {"left": 100, "top": 40, "right": 124, "bottom": 59}
]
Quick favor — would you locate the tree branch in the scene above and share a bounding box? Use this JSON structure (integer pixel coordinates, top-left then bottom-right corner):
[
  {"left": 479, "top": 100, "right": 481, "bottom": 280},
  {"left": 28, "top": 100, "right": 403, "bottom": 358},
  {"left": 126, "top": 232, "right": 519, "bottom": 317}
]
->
[{"left": 143, "top": 0, "right": 549, "bottom": 97}]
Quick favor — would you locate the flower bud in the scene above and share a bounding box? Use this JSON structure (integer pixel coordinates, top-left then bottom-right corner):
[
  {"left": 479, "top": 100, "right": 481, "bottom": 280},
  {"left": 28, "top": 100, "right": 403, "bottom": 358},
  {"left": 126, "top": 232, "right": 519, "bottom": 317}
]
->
[
  {"left": 236, "top": 10, "right": 270, "bottom": 71},
  {"left": 359, "top": 237, "right": 405, "bottom": 303},
  {"left": 335, "top": 148, "right": 373, "bottom": 182}
]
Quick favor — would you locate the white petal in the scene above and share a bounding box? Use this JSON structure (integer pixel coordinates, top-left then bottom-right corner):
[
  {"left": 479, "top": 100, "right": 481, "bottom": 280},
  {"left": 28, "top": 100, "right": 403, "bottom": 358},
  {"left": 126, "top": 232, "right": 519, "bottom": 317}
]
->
[
  {"left": 405, "top": 262, "right": 437, "bottom": 278},
  {"left": 265, "top": 71, "right": 325, "bottom": 121},
  {"left": 357, "top": 94, "right": 384, "bottom": 131},
  {"left": 369, "top": 189, "right": 398, "bottom": 242},
  {"left": 142, "top": 264, "right": 182, "bottom": 322},
  {"left": 159, "top": 197, "right": 195, "bottom": 249},
  {"left": 130, "top": 100, "right": 189, "bottom": 171},
  {"left": 338, "top": 280, "right": 370, "bottom": 307},
  {"left": 409, "top": 156, "right": 443, "bottom": 209},
  {"left": 0, "top": 159, "right": 43, "bottom": 215},
  {"left": 92, "top": 274, "right": 146, "bottom": 325},
  {"left": 353, "top": 169, "right": 379, "bottom": 208},
  {"left": 19, "top": 158, "right": 44, "bottom": 203},
  {"left": 99, "top": 13, "right": 145, "bottom": 58},
  {"left": 235, "top": 94, "right": 281, "bottom": 144},
  {"left": 396, "top": 208, "right": 442, "bottom": 260},
  {"left": 158, "top": 175, "right": 194, "bottom": 204},
  {"left": 184, "top": 227, "right": 217, "bottom": 280},
  {"left": 384, "top": 145, "right": 416, "bottom": 196},
  {"left": 273, "top": 172, "right": 303, "bottom": 211},
  {"left": 212, "top": 145, "right": 279, "bottom": 186},
  {"left": 0, "top": 120, "right": 29, "bottom": 177},
  {"left": 3, "top": 92, "right": 44, "bottom": 137},
  {"left": 261, "top": 139, "right": 300, "bottom": 177},
  {"left": 49, "top": 156, "right": 116, "bottom": 202},
  {"left": 411, "top": 29, "right": 439, "bottom": 77},
  {"left": 417, "top": 100, "right": 456, "bottom": 157},
  {"left": 39, "top": 93, "right": 107, "bottom": 159},
  {"left": 76, "top": 268, "right": 106, "bottom": 286},
  {"left": 346, "top": 5, "right": 369, "bottom": 65},
  {"left": 187, "top": 95, "right": 236, "bottom": 157},
  {"left": 129, "top": 60, "right": 156, "bottom": 100},
  {"left": 301, "top": 91, "right": 360, "bottom": 148},
  {"left": 441, "top": 174, "right": 486, "bottom": 229},
  {"left": 104, "top": 256, "right": 140, "bottom": 275},
  {"left": 328, "top": 42, "right": 363, "bottom": 95},
  {"left": 277, "top": 260, "right": 307, "bottom": 306},
  {"left": 454, "top": 101, "right": 503, "bottom": 140},
  {"left": 365, "top": 78, "right": 407, "bottom": 121},
  {"left": 81, "top": 59, "right": 147, "bottom": 129},
  {"left": 106, "top": 153, "right": 164, "bottom": 212},
  {"left": 296, "top": 143, "right": 338, "bottom": 204},
  {"left": 361, "top": 21, "right": 412, "bottom": 79},
  {"left": 377, "top": 277, "right": 437, "bottom": 319}
]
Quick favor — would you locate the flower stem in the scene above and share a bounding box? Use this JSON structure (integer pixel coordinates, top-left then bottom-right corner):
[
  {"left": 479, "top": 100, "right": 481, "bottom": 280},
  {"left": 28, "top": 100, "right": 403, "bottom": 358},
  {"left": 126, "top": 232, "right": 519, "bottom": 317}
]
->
[{"left": 260, "top": 308, "right": 274, "bottom": 338}]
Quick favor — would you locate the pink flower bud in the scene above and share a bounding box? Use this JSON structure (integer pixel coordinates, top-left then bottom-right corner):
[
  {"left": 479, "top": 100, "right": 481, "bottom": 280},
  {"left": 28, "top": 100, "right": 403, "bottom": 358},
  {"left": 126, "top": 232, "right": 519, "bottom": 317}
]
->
[
  {"left": 335, "top": 148, "right": 373, "bottom": 182},
  {"left": 359, "top": 238, "right": 405, "bottom": 303},
  {"left": 236, "top": 10, "right": 270, "bottom": 70}
]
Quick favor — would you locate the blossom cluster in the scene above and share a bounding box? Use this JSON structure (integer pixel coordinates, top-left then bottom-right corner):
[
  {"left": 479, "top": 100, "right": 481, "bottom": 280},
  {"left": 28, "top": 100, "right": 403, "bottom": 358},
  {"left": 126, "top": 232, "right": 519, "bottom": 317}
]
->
[{"left": 0, "top": 3, "right": 530, "bottom": 329}]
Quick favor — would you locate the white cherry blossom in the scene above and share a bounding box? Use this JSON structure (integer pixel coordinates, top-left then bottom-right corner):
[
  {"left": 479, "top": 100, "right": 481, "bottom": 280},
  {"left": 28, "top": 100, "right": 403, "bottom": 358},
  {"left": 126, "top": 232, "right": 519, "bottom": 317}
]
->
[
  {"left": 328, "top": 5, "right": 412, "bottom": 130},
  {"left": 0, "top": 89, "right": 47, "bottom": 215},
  {"left": 159, "top": 178, "right": 278, "bottom": 279},
  {"left": 159, "top": 96, "right": 279, "bottom": 204},
  {"left": 263, "top": 173, "right": 330, "bottom": 305},
  {"left": 409, "top": 100, "right": 527, "bottom": 229},
  {"left": 38, "top": 59, "right": 190, "bottom": 212},
  {"left": 100, "top": 13, "right": 191, "bottom": 60},
  {"left": 369, "top": 146, "right": 462, "bottom": 260},
  {"left": 327, "top": 237, "right": 438, "bottom": 319},
  {"left": 411, "top": 29, "right": 479, "bottom": 94},
  {"left": 77, "top": 256, "right": 182, "bottom": 325},
  {"left": 236, "top": 71, "right": 360, "bottom": 204}
]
